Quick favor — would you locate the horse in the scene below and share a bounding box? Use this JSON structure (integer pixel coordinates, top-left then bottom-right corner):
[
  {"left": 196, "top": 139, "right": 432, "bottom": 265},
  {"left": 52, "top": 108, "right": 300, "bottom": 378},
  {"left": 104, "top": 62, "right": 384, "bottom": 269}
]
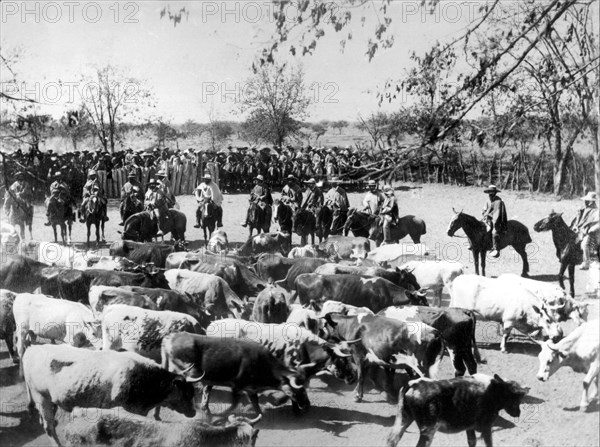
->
[
  {"left": 533, "top": 211, "right": 599, "bottom": 297},
  {"left": 343, "top": 208, "right": 426, "bottom": 246},
  {"left": 447, "top": 208, "right": 532, "bottom": 277},
  {"left": 46, "top": 197, "right": 72, "bottom": 245},
  {"left": 315, "top": 205, "right": 333, "bottom": 242},
  {"left": 120, "top": 190, "right": 143, "bottom": 224},
  {"left": 122, "top": 209, "right": 187, "bottom": 242},
  {"left": 293, "top": 208, "right": 317, "bottom": 246},
  {"left": 273, "top": 199, "right": 294, "bottom": 235},
  {"left": 196, "top": 198, "right": 217, "bottom": 246},
  {"left": 246, "top": 201, "right": 270, "bottom": 237},
  {"left": 4, "top": 192, "right": 33, "bottom": 240},
  {"left": 83, "top": 195, "right": 106, "bottom": 247},
  {"left": 343, "top": 208, "right": 374, "bottom": 238}
]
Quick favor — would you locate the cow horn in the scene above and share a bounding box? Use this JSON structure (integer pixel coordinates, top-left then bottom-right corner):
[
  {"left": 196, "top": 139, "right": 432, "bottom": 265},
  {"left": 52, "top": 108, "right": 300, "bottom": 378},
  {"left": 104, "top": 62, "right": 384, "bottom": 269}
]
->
[
  {"left": 331, "top": 345, "right": 352, "bottom": 358},
  {"left": 185, "top": 370, "right": 205, "bottom": 383},
  {"left": 247, "top": 414, "right": 262, "bottom": 426},
  {"left": 289, "top": 376, "right": 303, "bottom": 389},
  {"left": 345, "top": 338, "right": 362, "bottom": 345}
]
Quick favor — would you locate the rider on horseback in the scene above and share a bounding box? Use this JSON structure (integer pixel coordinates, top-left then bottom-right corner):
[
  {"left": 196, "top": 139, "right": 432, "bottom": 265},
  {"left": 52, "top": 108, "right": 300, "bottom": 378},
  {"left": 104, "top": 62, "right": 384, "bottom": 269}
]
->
[
  {"left": 119, "top": 171, "right": 143, "bottom": 226},
  {"left": 482, "top": 185, "right": 507, "bottom": 258},
  {"left": 144, "top": 178, "right": 169, "bottom": 237},
  {"left": 380, "top": 185, "right": 399, "bottom": 245},
  {"left": 194, "top": 172, "right": 223, "bottom": 228},
  {"left": 324, "top": 177, "right": 349, "bottom": 235},
  {"left": 281, "top": 175, "right": 302, "bottom": 211},
  {"left": 4, "top": 171, "right": 33, "bottom": 234},
  {"left": 79, "top": 170, "right": 108, "bottom": 223},
  {"left": 300, "top": 178, "right": 323, "bottom": 213},
  {"left": 44, "top": 171, "right": 72, "bottom": 226},
  {"left": 362, "top": 180, "right": 385, "bottom": 214},
  {"left": 241, "top": 175, "right": 272, "bottom": 227},
  {"left": 570, "top": 191, "right": 599, "bottom": 270}
]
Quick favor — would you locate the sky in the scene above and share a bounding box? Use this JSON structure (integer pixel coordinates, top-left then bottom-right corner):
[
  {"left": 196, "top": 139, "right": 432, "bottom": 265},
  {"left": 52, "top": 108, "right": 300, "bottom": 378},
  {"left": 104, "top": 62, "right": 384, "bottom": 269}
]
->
[{"left": 2, "top": 1, "right": 497, "bottom": 123}]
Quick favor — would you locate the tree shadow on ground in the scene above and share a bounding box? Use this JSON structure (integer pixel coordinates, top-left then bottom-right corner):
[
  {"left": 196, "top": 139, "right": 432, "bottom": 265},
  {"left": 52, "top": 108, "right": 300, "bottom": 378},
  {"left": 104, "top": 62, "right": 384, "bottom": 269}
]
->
[{"left": 394, "top": 185, "right": 422, "bottom": 191}]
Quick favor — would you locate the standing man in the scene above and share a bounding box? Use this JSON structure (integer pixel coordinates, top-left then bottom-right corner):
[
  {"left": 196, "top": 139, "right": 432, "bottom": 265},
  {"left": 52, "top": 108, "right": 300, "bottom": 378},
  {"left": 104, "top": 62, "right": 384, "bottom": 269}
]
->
[
  {"left": 194, "top": 172, "right": 224, "bottom": 228},
  {"left": 300, "top": 178, "right": 323, "bottom": 213},
  {"left": 570, "top": 191, "right": 599, "bottom": 270},
  {"left": 4, "top": 171, "right": 33, "bottom": 239},
  {"left": 119, "top": 171, "right": 144, "bottom": 226},
  {"left": 380, "top": 185, "right": 399, "bottom": 245},
  {"left": 242, "top": 175, "right": 272, "bottom": 228},
  {"left": 44, "top": 171, "right": 72, "bottom": 226},
  {"left": 324, "top": 177, "right": 349, "bottom": 235},
  {"left": 482, "top": 184, "right": 507, "bottom": 258},
  {"left": 362, "top": 179, "right": 385, "bottom": 214}
]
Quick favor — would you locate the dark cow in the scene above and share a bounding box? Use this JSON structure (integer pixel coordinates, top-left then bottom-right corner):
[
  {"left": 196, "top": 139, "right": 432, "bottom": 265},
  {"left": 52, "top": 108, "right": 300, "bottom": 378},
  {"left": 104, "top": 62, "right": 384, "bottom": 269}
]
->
[
  {"left": 379, "top": 306, "right": 484, "bottom": 376},
  {"left": 319, "top": 235, "right": 371, "bottom": 259},
  {"left": 0, "top": 289, "right": 17, "bottom": 363},
  {"left": 314, "top": 263, "right": 420, "bottom": 290},
  {"left": 274, "top": 258, "right": 329, "bottom": 291},
  {"left": 252, "top": 285, "right": 289, "bottom": 324},
  {"left": 89, "top": 285, "right": 158, "bottom": 315},
  {"left": 110, "top": 240, "right": 186, "bottom": 268},
  {"left": 253, "top": 253, "right": 304, "bottom": 282},
  {"left": 64, "top": 413, "right": 261, "bottom": 447},
  {"left": 293, "top": 274, "right": 429, "bottom": 312},
  {"left": 238, "top": 232, "right": 291, "bottom": 256},
  {"left": 321, "top": 313, "right": 445, "bottom": 403},
  {"left": 121, "top": 286, "right": 207, "bottom": 323},
  {"left": 387, "top": 375, "right": 529, "bottom": 447},
  {"left": 161, "top": 332, "right": 311, "bottom": 416},
  {"left": 0, "top": 255, "right": 47, "bottom": 293}
]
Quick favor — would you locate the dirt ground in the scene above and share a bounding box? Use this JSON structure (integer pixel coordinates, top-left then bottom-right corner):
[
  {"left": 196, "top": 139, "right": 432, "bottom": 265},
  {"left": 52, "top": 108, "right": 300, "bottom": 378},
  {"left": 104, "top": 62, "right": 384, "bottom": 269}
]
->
[{"left": 1, "top": 182, "right": 598, "bottom": 447}]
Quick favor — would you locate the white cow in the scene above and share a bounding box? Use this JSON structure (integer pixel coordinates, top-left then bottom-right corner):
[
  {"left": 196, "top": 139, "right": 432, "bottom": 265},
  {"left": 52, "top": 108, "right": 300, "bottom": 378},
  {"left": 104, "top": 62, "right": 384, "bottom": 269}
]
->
[
  {"left": 319, "top": 300, "right": 374, "bottom": 317},
  {"left": 72, "top": 254, "right": 137, "bottom": 270},
  {"left": 537, "top": 321, "right": 599, "bottom": 410},
  {"left": 499, "top": 273, "right": 588, "bottom": 325},
  {"left": 12, "top": 293, "right": 101, "bottom": 366},
  {"left": 367, "top": 243, "right": 430, "bottom": 268},
  {"left": 400, "top": 260, "right": 464, "bottom": 307},
  {"left": 101, "top": 304, "right": 202, "bottom": 362},
  {"left": 0, "top": 222, "right": 20, "bottom": 245},
  {"left": 586, "top": 261, "right": 599, "bottom": 299},
  {"left": 286, "top": 304, "right": 321, "bottom": 335},
  {"left": 449, "top": 275, "right": 563, "bottom": 352},
  {"left": 288, "top": 245, "right": 321, "bottom": 259}
]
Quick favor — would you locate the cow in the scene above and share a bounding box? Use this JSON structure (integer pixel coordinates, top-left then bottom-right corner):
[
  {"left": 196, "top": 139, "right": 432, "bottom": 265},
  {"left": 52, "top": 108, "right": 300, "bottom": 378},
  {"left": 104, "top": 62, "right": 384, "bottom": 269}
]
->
[
  {"left": 238, "top": 232, "right": 291, "bottom": 256},
  {"left": 63, "top": 413, "right": 261, "bottom": 447},
  {"left": 314, "top": 263, "right": 420, "bottom": 291},
  {"left": 449, "top": 274, "right": 564, "bottom": 352},
  {"left": 0, "top": 255, "right": 48, "bottom": 293},
  {"left": 164, "top": 269, "right": 248, "bottom": 320},
  {"left": 0, "top": 222, "right": 20, "bottom": 245},
  {"left": 387, "top": 374, "right": 529, "bottom": 447},
  {"left": 101, "top": 304, "right": 202, "bottom": 362},
  {"left": 207, "top": 229, "right": 229, "bottom": 253},
  {"left": 400, "top": 260, "right": 464, "bottom": 307},
  {"left": 321, "top": 313, "right": 445, "bottom": 403},
  {"left": 288, "top": 245, "right": 327, "bottom": 259},
  {"left": 586, "top": 261, "right": 599, "bottom": 298},
  {"left": 379, "top": 305, "right": 483, "bottom": 376},
  {"left": 0, "top": 289, "right": 17, "bottom": 363},
  {"left": 23, "top": 344, "right": 197, "bottom": 446},
  {"left": 72, "top": 254, "right": 138, "bottom": 271},
  {"left": 499, "top": 273, "right": 589, "bottom": 324},
  {"left": 286, "top": 304, "right": 320, "bottom": 335},
  {"left": 367, "top": 242, "right": 431, "bottom": 267},
  {"left": 120, "top": 286, "right": 208, "bottom": 323},
  {"left": 5, "top": 241, "right": 79, "bottom": 267},
  {"left": 88, "top": 285, "right": 158, "bottom": 316},
  {"left": 319, "top": 235, "right": 371, "bottom": 259},
  {"left": 536, "top": 321, "right": 599, "bottom": 411},
  {"left": 160, "top": 332, "right": 311, "bottom": 416},
  {"left": 13, "top": 293, "right": 101, "bottom": 369},
  {"left": 253, "top": 253, "right": 303, "bottom": 282},
  {"left": 319, "top": 300, "right": 374, "bottom": 317},
  {"left": 109, "top": 239, "right": 186, "bottom": 268},
  {"left": 252, "top": 284, "right": 289, "bottom": 323},
  {"left": 292, "top": 274, "right": 429, "bottom": 312}
]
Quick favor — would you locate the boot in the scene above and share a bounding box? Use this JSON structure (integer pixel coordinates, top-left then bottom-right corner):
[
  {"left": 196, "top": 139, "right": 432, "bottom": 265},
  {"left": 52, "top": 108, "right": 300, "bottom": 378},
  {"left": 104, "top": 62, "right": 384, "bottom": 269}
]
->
[
  {"left": 490, "top": 234, "right": 501, "bottom": 258},
  {"left": 78, "top": 210, "right": 85, "bottom": 223},
  {"left": 44, "top": 218, "right": 51, "bottom": 226}
]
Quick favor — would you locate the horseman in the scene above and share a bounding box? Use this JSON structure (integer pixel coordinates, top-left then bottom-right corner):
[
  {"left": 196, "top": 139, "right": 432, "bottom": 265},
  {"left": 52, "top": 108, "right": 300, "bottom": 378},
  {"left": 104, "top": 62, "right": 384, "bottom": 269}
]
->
[
  {"left": 570, "top": 191, "right": 599, "bottom": 270},
  {"left": 144, "top": 178, "right": 169, "bottom": 237},
  {"left": 44, "top": 171, "right": 72, "bottom": 226},
  {"left": 4, "top": 171, "right": 33, "bottom": 236},
  {"left": 281, "top": 175, "right": 302, "bottom": 210},
  {"left": 119, "top": 171, "right": 143, "bottom": 226},
  {"left": 300, "top": 178, "right": 323, "bottom": 214},
  {"left": 362, "top": 179, "right": 385, "bottom": 214},
  {"left": 156, "top": 170, "right": 176, "bottom": 209},
  {"left": 242, "top": 174, "right": 272, "bottom": 227},
  {"left": 324, "top": 177, "right": 349, "bottom": 235},
  {"left": 482, "top": 184, "right": 507, "bottom": 258},
  {"left": 79, "top": 170, "right": 108, "bottom": 223},
  {"left": 379, "top": 185, "right": 399, "bottom": 245},
  {"left": 194, "top": 172, "right": 224, "bottom": 229}
]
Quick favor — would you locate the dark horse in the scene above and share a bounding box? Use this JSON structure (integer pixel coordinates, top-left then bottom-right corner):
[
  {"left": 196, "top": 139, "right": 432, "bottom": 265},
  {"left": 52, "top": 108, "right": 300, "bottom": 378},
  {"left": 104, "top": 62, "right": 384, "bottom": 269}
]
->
[
  {"left": 343, "top": 208, "right": 426, "bottom": 246},
  {"left": 196, "top": 199, "right": 218, "bottom": 246},
  {"left": 447, "top": 208, "right": 532, "bottom": 277},
  {"left": 534, "top": 212, "right": 598, "bottom": 297},
  {"left": 293, "top": 208, "right": 317, "bottom": 246},
  {"left": 122, "top": 209, "right": 187, "bottom": 242},
  {"left": 121, "top": 190, "right": 143, "bottom": 224},
  {"left": 315, "top": 205, "right": 332, "bottom": 242},
  {"left": 83, "top": 195, "right": 106, "bottom": 247},
  {"left": 246, "top": 201, "right": 270, "bottom": 236},
  {"left": 273, "top": 199, "right": 293, "bottom": 235},
  {"left": 46, "top": 197, "right": 72, "bottom": 244}
]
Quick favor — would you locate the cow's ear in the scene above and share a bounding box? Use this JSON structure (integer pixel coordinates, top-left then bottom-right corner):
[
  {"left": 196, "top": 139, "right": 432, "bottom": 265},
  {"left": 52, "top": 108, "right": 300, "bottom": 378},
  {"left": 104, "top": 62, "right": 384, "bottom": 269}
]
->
[
  {"left": 531, "top": 305, "right": 542, "bottom": 315},
  {"left": 493, "top": 374, "right": 504, "bottom": 383}
]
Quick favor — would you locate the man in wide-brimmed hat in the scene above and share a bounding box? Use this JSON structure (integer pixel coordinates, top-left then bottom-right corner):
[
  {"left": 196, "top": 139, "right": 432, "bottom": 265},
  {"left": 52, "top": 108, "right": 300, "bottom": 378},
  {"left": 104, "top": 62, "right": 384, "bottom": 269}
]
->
[
  {"left": 4, "top": 170, "right": 33, "bottom": 239},
  {"left": 482, "top": 184, "right": 507, "bottom": 257},
  {"left": 300, "top": 178, "right": 323, "bottom": 217},
  {"left": 281, "top": 174, "right": 302, "bottom": 210},
  {"left": 45, "top": 171, "right": 73, "bottom": 227},
  {"left": 324, "top": 177, "right": 349, "bottom": 235},
  {"left": 119, "top": 171, "right": 143, "bottom": 226},
  {"left": 570, "top": 191, "right": 599, "bottom": 270},
  {"left": 362, "top": 179, "right": 385, "bottom": 215},
  {"left": 242, "top": 174, "right": 272, "bottom": 228},
  {"left": 379, "top": 185, "right": 399, "bottom": 245},
  {"left": 195, "top": 172, "right": 224, "bottom": 228},
  {"left": 79, "top": 169, "right": 108, "bottom": 223}
]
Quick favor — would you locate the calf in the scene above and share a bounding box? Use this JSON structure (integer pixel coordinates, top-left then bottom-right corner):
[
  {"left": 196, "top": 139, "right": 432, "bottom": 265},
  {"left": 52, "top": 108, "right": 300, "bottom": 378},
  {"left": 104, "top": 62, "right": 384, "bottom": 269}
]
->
[
  {"left": 536, "top": 321, "right": 599, "bottom": 410},
  {"left": 400, "top": 260, "right": 464, "bottom": 307},
  {"left": 23, "top": 344, "right": 197, "bottom": 446},
  {"left": 319, "top": 235, "right": 370, "bottom": 259},
  {"left": 161, "top": 332, "right": 310, "bottom": 415},
  {"left": 0, "top": 289, "right": 17, "bottom": 363},
  {"left": 64, "top": 413, "right": 260, "bottom": 447},
  {"left": 207, "top": 229, "right": 229, "bottom": 253},
  {"left": 387, "top": 374, "right": 528, "bottom": 447},
  {"left": 89, "top": 285, "right": 157, "bottom": 315},
  {"left": 314, "top": 263, "right": 420, "bottom": 291},
  {"left": 321, "top": 313, "right": 445, "bottom": 403},
  {"left": 252, "top": 284, "right": 289, "bottom": 323}
]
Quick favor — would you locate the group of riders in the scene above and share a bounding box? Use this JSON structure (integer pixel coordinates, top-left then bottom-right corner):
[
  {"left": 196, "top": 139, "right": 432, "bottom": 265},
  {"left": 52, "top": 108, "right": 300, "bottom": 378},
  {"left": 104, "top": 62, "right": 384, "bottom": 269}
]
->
[{"left": 3, "top": 159, "right": 598, "bottom": 268}]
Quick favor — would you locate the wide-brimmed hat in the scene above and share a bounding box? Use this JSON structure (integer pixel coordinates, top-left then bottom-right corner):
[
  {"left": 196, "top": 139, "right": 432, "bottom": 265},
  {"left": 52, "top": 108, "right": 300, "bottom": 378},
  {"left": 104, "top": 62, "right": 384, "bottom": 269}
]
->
[
  {"left": 128, "top": 171, "right": 137, "bottom": 178},
  {"left": 88, "top": 169, "right": 97, "bottom": 177},
  {"left": 203, "top": 173, "right": 212, "bottom": 180},
  {"left": 383, "top": 185, "right": 394, "bottom": 195},
  {"left": 54, "top": 171, "right": 62, "bottom": 177},
  {"left": 147, "top": 178, "right": 157, "bottom": 185},
  {"left": 156, "top": 170, "right": 166, "bottom": 177},
  {"left": 304, "top": 178, "right": 316, "bottom": 185},
  {"left": 256, "top": 175, "right": 264, "bottom": 181},
  {"left": 581, "top": 192, "right": 597, "bottom": 202},
  {"left": 15, "top": 171, "right": 24, "bottom": 178},
  {"left": 483, "top": 184, "right": 500, "bottom": 194},
  {"left": 367, "top": 180, "right": 376, "bottom": 186},
  {"left": 286, "top": 174, "right": 296, "bottom": 181}
]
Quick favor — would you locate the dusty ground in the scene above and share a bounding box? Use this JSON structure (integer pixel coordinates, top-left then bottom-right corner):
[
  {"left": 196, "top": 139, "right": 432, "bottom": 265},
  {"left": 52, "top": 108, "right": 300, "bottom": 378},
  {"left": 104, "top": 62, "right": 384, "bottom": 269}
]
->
[{"left": 1, "top": 182, "right": 598, "bottom": 447}]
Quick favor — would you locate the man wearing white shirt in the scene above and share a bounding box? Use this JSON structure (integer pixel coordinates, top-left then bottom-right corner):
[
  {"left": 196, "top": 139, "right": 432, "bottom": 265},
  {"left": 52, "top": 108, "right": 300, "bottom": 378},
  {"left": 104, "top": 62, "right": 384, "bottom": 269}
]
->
[{"left": 194, "top": 172, "right": 224, "bottom": 228}]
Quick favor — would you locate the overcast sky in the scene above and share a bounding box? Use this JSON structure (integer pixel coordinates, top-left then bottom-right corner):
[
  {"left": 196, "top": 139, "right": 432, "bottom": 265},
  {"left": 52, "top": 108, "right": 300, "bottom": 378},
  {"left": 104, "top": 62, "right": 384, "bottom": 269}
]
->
[{"left": 3, "top": 1, "right": 491, "bottom": 123}]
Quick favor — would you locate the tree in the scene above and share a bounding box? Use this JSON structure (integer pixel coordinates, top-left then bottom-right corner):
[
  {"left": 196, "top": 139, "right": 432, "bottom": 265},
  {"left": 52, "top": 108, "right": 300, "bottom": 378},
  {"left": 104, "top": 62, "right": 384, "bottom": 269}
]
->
[
  {"left": 155, "top": 119, "right": 179, "bottom": 148},
  {"left": 240, "top": 63, "right": 312, "bottom": 147},
  {"left": 357, "top": 112, "right": 390, "bottom": 149},
  {"left": 310, "top": 123, "right": 327, "bottom": 143},
  {"left": 60, "top": 107, "right": 93, "bottom": 150},
  {"left": 80, "top": 65, "right": 154, "bottom": 153},
  {"left": 331, "top": 120, "right": 348, "bottom": 135}
]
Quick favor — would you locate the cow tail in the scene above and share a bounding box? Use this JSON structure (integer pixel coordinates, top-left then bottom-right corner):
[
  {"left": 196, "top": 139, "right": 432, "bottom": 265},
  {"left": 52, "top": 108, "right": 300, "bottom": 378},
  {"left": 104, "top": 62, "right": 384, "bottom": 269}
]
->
[
  {"left": 469, "top": 311, "right": 486, "bottom": 364},
  {"left": 426, "top": 333, "right": 445, "bottom": 379},
  {"left": 387, "top": 383, "right": 409, "bottom": 447}
]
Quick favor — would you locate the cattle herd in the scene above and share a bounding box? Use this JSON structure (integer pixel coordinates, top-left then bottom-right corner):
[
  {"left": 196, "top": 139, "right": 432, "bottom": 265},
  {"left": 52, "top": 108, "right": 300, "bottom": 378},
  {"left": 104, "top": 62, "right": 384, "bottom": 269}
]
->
[{"left": 0, "top": 223, "right": 598, "bottom": 447}]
